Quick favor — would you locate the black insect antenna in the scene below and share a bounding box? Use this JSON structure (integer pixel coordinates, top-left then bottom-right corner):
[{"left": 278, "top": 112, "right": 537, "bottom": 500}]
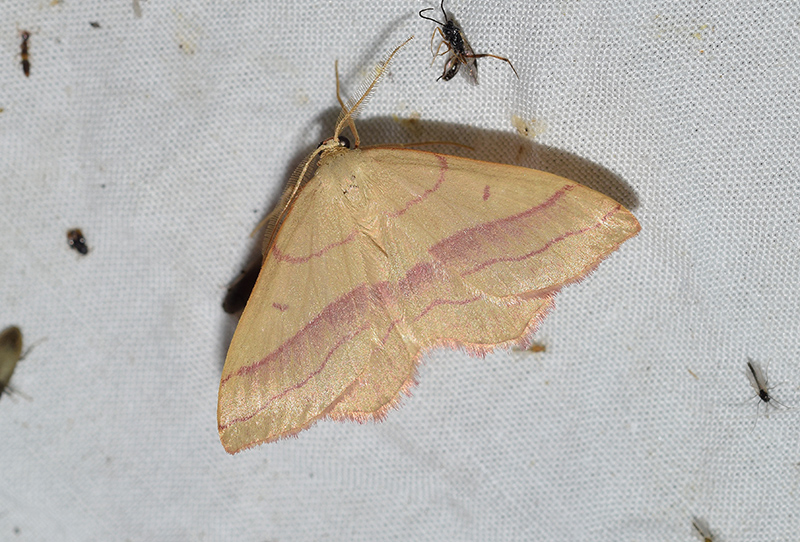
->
[{"left": 419, "top": 0, "right": 448, "bottom": 26}]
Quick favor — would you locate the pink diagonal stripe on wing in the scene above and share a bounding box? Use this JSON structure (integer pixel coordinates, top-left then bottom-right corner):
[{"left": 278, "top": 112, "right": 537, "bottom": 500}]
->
[
  {"left": 219, "top": 321, "right": 371, "bottom": 429},
  {"left": 388, "top": 155, "right": 448, "bottom": 218},
  {"left": 223, "top": 284, "right": 370, "bottom": 384},
  {"left": 272, "top": 230, "right": 357, "bottom": 263},
  {"left": 428, "top": 184, "right": 575, "bottom": 266},
  {"left": 413, "top": 293, "right": 484, "bottom": 322},
  {"left": 461, "top": 204, "right": 623, "bottom": 277}
]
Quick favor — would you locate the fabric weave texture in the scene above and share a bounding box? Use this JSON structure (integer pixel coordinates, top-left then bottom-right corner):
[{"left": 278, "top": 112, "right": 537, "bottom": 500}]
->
[{"left": 1, "top": 0, "right": 798, "bottom": 540}]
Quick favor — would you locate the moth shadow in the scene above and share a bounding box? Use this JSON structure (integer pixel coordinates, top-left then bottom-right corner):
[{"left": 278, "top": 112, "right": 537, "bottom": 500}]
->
[
  {"left": 289, "top": 106, "right": 639, "bottom": 210},
  {"left": 353, "top": 113, "right": 640, "bottom": 211},
  {"left": 217, "top": 108, "right": 641, "bottom": 370}
]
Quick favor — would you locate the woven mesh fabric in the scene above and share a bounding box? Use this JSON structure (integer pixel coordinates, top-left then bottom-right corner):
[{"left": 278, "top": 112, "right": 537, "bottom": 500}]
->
[{"left": 1, "top": 0, "right": 799, "bottom": 540}]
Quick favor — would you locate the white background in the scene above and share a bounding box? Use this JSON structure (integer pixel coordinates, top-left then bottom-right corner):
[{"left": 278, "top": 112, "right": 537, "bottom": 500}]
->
[{"left": 1, "top": 0, "right": 799, "bottom": 540}]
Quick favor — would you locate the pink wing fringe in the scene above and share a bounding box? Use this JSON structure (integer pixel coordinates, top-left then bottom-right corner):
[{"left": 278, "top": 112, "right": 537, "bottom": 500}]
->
[{"left": 220, "top": 204, "right": 633, "bottom": 443}]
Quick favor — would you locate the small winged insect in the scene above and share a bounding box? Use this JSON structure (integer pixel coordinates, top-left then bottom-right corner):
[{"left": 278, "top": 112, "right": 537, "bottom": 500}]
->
[
  {"left": 19, "top": 29, "right": 31, "bottom": 77},
  {"left": 691, "top": 517, "right": 714, "bottom": 542},
  {"left": 419, "top": 0, "right": 518, "bottom": 83},
  {"left": 745, "top": 358, "right": 788, "bottom": 417},
  {"left": 66, "top": 228, "right": 89, "bottom": 255},
  {"left": 0, "top": 326, "right": 24, "bottom": 398}
]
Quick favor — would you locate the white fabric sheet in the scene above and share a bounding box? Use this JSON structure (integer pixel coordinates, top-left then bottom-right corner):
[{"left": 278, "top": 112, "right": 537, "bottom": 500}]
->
[{"left": 1, "top": 0, "right": 799, "bottom": 540}]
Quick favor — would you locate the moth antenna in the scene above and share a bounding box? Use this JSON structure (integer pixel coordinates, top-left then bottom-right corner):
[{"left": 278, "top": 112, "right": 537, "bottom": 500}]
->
[
  {"left": 260, "top": 39, "right": 413, "bottom": 258},
  {"left": 334, "top": 60, "right": 360, "bottom": 148},
  {"left": 333, "top": 37, "right": 414, "bottom": 143}
]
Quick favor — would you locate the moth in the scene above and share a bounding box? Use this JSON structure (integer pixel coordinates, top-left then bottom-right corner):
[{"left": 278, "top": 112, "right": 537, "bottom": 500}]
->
[{"left": 217, "top": 40, "right": 639, "bottom": 453}]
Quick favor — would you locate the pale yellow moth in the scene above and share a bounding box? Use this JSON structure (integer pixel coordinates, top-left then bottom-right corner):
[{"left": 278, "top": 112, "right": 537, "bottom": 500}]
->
[{"left": 217, "top": 40, "right": 640, "bottom": 453}]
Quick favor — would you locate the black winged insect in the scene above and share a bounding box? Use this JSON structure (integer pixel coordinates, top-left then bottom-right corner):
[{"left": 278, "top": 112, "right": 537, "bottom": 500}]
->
[
  {"left": 745, "top": 358, "right": 789, "bottom": 418},
  {"left": 419, "top": 0, "right": 518, "bottom": 83}
]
